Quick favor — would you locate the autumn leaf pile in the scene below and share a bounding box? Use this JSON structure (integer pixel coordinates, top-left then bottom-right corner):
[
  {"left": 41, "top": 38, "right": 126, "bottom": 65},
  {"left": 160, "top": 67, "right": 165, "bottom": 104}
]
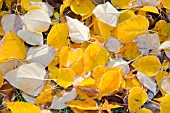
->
[{"left": 1, "top": 0, "right": 170, "bottom": 113}]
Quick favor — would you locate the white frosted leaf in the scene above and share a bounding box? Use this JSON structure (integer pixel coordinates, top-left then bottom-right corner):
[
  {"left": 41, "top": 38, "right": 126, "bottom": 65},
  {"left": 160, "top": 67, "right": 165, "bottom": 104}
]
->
[
  {"left": 22, "top": 9, "right": 51, "bottom": 32},
  {"left": 4, "top": 62, "right": 46, "bottom": 96},
  {"left": 66, "top": 16, "right": 90, "bottom": 43},
  {"left": 1, "top": 14, "right": 23, "bottom": 34},
  {"left": 26, "top": 45, "right": 56, "bottom": 67},
  {"left": 106, "top": 36, "right": 121, "bottom": 52},
  {"left": 93, "top": 2, "right": 120, "bottom": 27},
  {"left": 136, "top": 71, "right": 157, "bottom": 95},
  {"left": 17, "top": 28, "right": 43, "bottom": 46}
]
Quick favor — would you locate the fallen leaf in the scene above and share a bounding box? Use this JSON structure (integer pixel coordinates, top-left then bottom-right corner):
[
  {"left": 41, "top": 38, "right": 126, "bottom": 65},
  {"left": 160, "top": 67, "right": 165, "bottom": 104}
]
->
[
  {"left": 136, "top": 71, "right": 157, "bottom": 95},
  {"left": 111, "top": 0, "right": 130, "bottom": 8},
  {"left": 155, "top": 71, "right": 167, "bottom": 96},
  {"left": 1, "top": 14, "right": 23, "bottom": 34},
  {"left": 99, "top": 67, "right": 123, "bottom": 98},
  {"left": 47, "top": 23, "right": 69, "bottom": 49},
  {"left": 106, "top": 36, "right": 121, "bottom": 52},
  {"left": 50, "top": 68, "right": 75, "bottom": 88},
  {"left": 66, "top": 16, "right": 90, "bottom": 43},
  {"left": 137, "top": 0, "right": 158, "bottom": 6},
  {"left": 36, "top": 84, "right": 52, "bottom": 105},
  {"left": 128, "top": 87, "right": 148, "bottom": 113},
  {"left": 84, "top": 43, "right": 109, "bottom": 72},
  {"left": 21, "top": 0, "right": 30, "bottom": 10},
  {"left": 4, "top": 62, "right": 46, "bottom": 96},
  {"left": 26, "top": 45, "right": 56, "bottom": 67},
  {"left": 112, "top": 15, "right": 149, "bottom": 43},
  {"left": 107, "top": 58, "right": 130, "bottom": 76},
  {"left": 22, "top": 9, "right": 51, "bottom": 32},
  {"left": 132, "top": 56, "right": 161, "bottom": 76},
  {"left": 70, "top": 0, "right": 95, "bottom": 16},
  {"left": 6, "top": 102, "right": 41, "bottom": 113},
  {"left": 50, "top": 88, "right": 77, "bottom": 109},
  {"left": 139, "top": 6, "right": 159, "bottom": 14},
  {"left": 0, "top": 71, "right": 3, "bottom": 88},
  {"left": 66, "top": 99, "right": 98, "bottom": 110},
  {"left": 0, "top": 31, "right": 26, "bottom": 64},
  {"left": 97, "top": 20, "right": 114, "bottom": 40},
  {"left": 93, "top": 2, "right": 120, "bottom": 27},
  {"left": 161, "top": 76, "right": 170, "bottom": 94},
  {"left": 162, "top": 0, "right": 170, "bottom": 9},
  {"left": 152, "top": 20, "right": 170, "bottom": 43},
  {"left": 134, "top": 34, "right": 160, "bottom": 55},
  {"left": 160, "top": 94, "right": 170, "bottom": 113},
  {"left": 17, "top": 27, "right": 43, "bottom": 46},
  {"left": 117, "top": 42, "right": 141, "bottom": 60},
  {"left": 30, "top": 2, "right": 54, "bottom": 17},
  {"left": 136, "top": 108, "right": 153, "bottom": 113},
  {"left": 119, "top": 10, "right": 135, "bottom": 23}
]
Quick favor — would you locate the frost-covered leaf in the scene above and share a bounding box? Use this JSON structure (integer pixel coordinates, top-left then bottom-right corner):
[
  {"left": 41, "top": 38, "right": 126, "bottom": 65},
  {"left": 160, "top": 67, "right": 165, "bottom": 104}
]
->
[
  {"left": 136, "top": 71, "right": 157, "bottom": 95},
  {"left": 26, "top": 45, "right": 56, "bottom": 67},
  {"left": 134, "top": 34, "right": 160, "bottom": 55},
  {"left": 17, "top": 27, "right": 43, "bottom": 46},
  {"left": 106, "top": 36, "right": 121, "bottom": 52},
  {"left": 66, "top": 16, "right": 90, "bottom": 43},
  {"left": 30, "top": 2, "right": 54, "bottom": 17},
  {"left": 22, "top": 9, "right": 51, "bottom": 32},
  {"left": 4, "top": 62, "right": 46, "bottom": 96},
  {"left": 1, "top": 14, "right": 23, "bottom": 34},
  {"left": 93, "top": 2, "right": 120, "bottom": 27}
]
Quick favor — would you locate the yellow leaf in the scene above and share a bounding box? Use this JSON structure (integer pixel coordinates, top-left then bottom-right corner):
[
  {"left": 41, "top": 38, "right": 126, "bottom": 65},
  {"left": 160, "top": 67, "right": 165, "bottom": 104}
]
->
[
  {"left": 6, "top": 102, "right": 41, "bottom": 113},
  {"left": 0, "top": 26, "right": 4, "bottom": 36},
  {"left": 21, "top": 0, "right": 30, "bottom": 10},
  {"left": 70, "top": 57, "right": 84, "bottom": 75},
  {"left": 155, "top": 71, "right": 168, "bottom": 95},
  {"left": 0, "top": 31, "right": 26, "bottom": 64},
  {"left": 70, "top": 0, "right": 95, "bottom": 16},
  {"left": 0, "top": 71, "right": 3, "bottom": 88},
  {"left": 152, "top": 20, "right": 170, "bottom": 43},
  {"left": 93, "top": 65, "right": 106, "bottom": 87},
  {"left": 78, "top": 78, "right": 97, "bottom": 88},
  {"left": 125, "top": 77, "right": 142, "bottom": 89},
  {"left": 132, "top": 56, "right": 161, "bottom": 76},
  {"left": 128, "top": 87, "right": 148, "bottom": 113},
  {"left": 60, "top": 1, "right": 71, "bottom": 19},
  {"left": 66, "top": 99, "right": 98, "bottom": 110},
  {"left": 28, "top": 6, "right": 41, "bottom": 11},
  {"left": 117, "top": 42, "right": 141, "bottom": 60},
  {"left": 59, "top": 46, "right": 71, "bottom": 68},
  {"left": 30, "top": 0, "right": 42, "bottom": 1},
  {"left": 111, "top": 0, "right": 130, "bottom": 8},
  {"left": 119, "top": 10, "right": 135, "bottom": 23},
  {"left": 36, "top": 84, "right": 52, "bottom": 105},
  {"left": 4, "top": 0, "right": 15, "bottom": 9},
  {"left": 139, "top": 6, "right": 159, "bottom": 14},
  {"left": 162, "top": 0, "right": 170, "bottom": 9},
  {"left": 47, "top": 23, "right": 69, "bottom": 50},
  {"left": 112, "top": 15, "right": 149, "bottom": 43},
  {"left": 84, "top": 43, "right": 109, "bottom": 72},
  {"left": 136, "top": 108, "right": 153, "bottom": 113},
  {"left": 99, "top": 67, "right": 123, "bottom": 98},
  {"left": 98, "top": 20, "right": 114, "bottom": 40},
  {"left": 160, "top": 94, "right": 170, "bottom": 113},
  {"left": 50, "top": 68, "right": 75, "bottom": 88},
  {"left": 0, "top": 0, "right": 3, "bottom": 10}
]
